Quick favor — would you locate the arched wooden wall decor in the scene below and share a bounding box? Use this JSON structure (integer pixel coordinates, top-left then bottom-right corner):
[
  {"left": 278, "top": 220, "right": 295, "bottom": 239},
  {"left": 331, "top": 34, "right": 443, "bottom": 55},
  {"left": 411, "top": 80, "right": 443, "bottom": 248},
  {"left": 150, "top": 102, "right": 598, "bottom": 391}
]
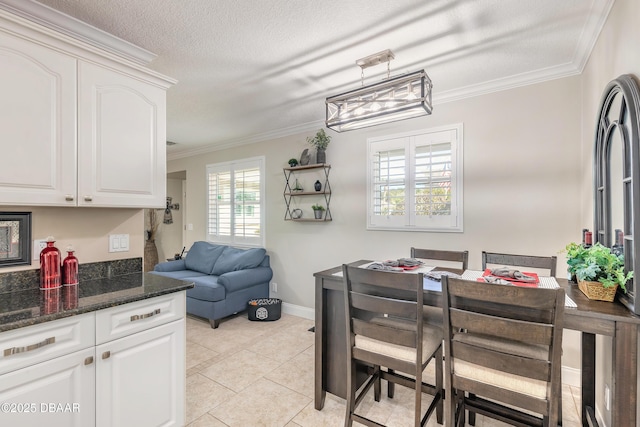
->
[{"left": 594, "top": 74, "right": 640, "bottom": 314}]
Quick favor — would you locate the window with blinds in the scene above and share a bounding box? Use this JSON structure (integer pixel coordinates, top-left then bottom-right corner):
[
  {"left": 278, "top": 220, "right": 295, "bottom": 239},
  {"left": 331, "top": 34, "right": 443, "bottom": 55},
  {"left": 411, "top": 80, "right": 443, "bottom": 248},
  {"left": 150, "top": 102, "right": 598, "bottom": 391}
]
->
[
  {"left": 206, "top": 157, "right": 265, "bottom": 246},
  {"left": 367, "top": 125, "right": 463, "bottom": 232}
]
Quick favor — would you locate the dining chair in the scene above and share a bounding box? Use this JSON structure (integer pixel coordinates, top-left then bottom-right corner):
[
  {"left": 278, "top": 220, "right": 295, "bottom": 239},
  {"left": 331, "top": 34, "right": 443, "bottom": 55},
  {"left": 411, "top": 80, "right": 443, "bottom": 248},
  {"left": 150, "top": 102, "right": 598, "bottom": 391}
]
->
[
  {"left": 342, "top": 264, "right": 444, "bottom": 426},
  {"left": 411, "top": 247, "right": 469, "bottom": 271},
  {"left": 482, "top": 251, "right": 557, "bottom": 277},
  {"left": 441, "top": 276, "right": 565, "bottom": 427}
]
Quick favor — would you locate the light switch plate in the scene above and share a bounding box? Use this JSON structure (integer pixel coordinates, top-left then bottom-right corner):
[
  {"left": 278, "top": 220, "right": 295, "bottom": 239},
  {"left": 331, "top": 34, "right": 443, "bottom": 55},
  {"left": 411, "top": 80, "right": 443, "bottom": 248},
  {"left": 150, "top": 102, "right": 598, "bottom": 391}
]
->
[
  {"left": 33, "top": 239, "right": 47, "bottom": 260},
  {"left": 109, "top": 234, "right": 129, "bottom": 252}
]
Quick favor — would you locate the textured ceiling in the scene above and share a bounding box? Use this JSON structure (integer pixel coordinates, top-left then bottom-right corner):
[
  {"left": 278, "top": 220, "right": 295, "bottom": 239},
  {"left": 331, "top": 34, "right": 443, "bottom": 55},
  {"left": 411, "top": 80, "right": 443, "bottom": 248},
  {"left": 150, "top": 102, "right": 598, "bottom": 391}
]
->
[{"left": 33, "top": 0, "right": 614, "bottom": 158}]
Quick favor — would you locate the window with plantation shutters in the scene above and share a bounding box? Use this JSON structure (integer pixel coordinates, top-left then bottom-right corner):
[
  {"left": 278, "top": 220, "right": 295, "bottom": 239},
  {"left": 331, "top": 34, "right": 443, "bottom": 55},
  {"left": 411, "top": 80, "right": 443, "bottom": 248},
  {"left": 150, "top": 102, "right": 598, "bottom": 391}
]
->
[
  {"left": 367, "top": 125, "right": 463, "bottom": 232},
  {"left": 206, "top": 157, "right": 265, "bottom": 246}
]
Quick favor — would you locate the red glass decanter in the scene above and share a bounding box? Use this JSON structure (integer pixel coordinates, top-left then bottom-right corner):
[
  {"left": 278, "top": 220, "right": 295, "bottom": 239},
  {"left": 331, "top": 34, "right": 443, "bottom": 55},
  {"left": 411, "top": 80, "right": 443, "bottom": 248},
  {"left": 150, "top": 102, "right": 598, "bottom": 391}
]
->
[
  {"left": 62, "top": 247, "right": 79, "bottom": 285},
  {"left": 40, "top": 237, "right": 61, "bottom": 289}
]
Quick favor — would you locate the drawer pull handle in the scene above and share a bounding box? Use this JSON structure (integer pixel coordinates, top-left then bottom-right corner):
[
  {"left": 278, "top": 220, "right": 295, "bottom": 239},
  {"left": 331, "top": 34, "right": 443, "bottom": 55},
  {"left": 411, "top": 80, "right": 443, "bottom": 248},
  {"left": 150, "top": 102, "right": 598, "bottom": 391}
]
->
[
  {"left": 65, "top": 195, "right": 75, "bottom": 201},
  {"left": 3, "top": 337, "right": 56, "bottom": 357},
  {"left": 84, "top": 195, "right": 93, "bottom": 202},
  {"left": 130, "top": 308, "right": 161, "bottom": 322},
  {"left": 84, "top": 356, "right": 94, "bottom": 365},
  {"left": 102, "top": 351, "right": 111, "bottom": 359}
]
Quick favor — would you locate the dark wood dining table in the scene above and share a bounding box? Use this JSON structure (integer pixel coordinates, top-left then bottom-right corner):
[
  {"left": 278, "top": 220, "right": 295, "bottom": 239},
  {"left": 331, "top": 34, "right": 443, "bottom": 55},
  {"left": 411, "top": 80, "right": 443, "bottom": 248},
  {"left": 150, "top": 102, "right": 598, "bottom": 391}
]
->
[{"left": 314, "top": 261, "right": 640, "bottom": 427}]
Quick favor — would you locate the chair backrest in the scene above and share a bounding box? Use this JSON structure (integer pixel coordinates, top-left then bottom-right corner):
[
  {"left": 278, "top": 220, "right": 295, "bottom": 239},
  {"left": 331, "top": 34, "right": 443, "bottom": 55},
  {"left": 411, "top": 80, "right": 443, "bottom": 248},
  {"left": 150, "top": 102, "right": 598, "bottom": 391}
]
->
[
  {"left": 342, "top": 264, "right": 424, "bottom": 371},
  {"left": 442, "top": 276, "right": 565, "bottom": 425},
  {"left": 482, "top": 251, "right": 557, "bottom": 276},
  {"left": 411, "top": 247, "right": 469, "bottom": 271}
]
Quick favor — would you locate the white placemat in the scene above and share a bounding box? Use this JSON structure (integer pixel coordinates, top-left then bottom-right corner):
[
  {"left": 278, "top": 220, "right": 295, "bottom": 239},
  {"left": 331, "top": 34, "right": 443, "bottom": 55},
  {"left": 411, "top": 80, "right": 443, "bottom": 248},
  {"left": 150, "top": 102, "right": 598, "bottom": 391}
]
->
[
  {"left": 332, "top": 262, "right": 435, "bottom": 277},
  {"left": 460, "top": 270, "right": 577, "bottom": 308}
]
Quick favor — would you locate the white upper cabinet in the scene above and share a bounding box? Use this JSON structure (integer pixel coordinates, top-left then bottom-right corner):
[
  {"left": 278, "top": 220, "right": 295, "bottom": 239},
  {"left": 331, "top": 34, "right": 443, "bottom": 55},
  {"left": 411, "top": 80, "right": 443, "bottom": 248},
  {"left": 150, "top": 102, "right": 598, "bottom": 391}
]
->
[
  {"left": 0, "top": 30, "right": 77, "bottom": 205},
  {"left": 0, "top": 6, "right": 174, "bottom": 208},
  {"left": 78, "top": 62, "right": 167, "bottom": 207}
]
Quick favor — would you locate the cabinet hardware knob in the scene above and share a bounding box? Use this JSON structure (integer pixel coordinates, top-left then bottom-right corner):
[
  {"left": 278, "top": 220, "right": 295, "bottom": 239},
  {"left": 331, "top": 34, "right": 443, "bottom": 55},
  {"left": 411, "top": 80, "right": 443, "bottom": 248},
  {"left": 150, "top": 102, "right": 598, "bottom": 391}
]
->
[
  {"left": 65, "top": 195, "right": 75, "bottom": 201},
  {"left": 130, "top": 308, "right": 161, "bottom": 322},
  {"left": 84, "top": 356, "right": 94, "bottom": 365},
  {"left": 4, "top": 337, "right": 56, "bottom": 357},
  {"left": 102, "top": 351, "right": 111, "bottom": 359},
  {"left": 84, "top": 196, "right": 93, "bottom": 202}
]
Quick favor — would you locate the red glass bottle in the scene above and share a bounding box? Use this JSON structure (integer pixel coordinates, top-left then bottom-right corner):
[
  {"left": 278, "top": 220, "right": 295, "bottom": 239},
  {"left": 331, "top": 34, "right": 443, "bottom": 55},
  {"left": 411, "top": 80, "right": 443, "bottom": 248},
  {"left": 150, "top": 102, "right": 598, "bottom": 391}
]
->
[
  {"left": 40, "top": 237, "right": 61, "bottom": 289},
  {"left": 63, "top": 247, "right": 79, "bottom": 285}
]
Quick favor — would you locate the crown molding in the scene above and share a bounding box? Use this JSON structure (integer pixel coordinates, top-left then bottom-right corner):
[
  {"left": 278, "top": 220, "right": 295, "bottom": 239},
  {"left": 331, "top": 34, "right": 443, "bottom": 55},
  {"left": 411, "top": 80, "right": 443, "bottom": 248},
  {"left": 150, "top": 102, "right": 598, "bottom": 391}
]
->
[
  {"left": 434, "top": 61, "right": 581, "bottom": 105},
  {"left": 0, "top": 0, "right": 156, "bottom": 65},
  {"left": 167, "top": 119, "right": 324, "bottom": 161},
  {"left": 571, "top": 0, "right": 615, "bottom": 73}
]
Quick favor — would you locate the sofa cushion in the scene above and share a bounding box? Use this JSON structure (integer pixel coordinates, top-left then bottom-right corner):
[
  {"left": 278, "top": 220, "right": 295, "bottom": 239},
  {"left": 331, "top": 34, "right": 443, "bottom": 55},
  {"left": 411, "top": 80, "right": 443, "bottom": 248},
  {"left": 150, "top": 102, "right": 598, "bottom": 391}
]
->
[
  {"left": 186, "top": 275, "right": 226, "bottom": 302},
  {"left": 149, "top": 270, "right": 208, "bottom": 280},
  {"left": 184, "top": 241, "right": 226, "bottom": 274},
  {"left": 212, "top": 247, "right": 267, "bottom": 275}
]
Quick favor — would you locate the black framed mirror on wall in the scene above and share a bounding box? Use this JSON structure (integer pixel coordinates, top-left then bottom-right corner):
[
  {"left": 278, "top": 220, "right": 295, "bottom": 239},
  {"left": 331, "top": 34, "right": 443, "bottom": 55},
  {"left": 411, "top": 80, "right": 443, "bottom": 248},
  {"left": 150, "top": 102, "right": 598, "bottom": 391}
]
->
[
  {"left": 0, "top": 212, "right": 31, "bottom": 267},
  {"left": 593, "top": 74, "right": 640, "bottom": 315}
]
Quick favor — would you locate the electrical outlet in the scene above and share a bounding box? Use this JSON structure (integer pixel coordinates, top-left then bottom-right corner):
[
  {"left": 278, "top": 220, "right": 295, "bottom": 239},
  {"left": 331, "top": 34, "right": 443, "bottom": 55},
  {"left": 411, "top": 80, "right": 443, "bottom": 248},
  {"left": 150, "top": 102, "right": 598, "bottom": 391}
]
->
[
  {"left": 271, "top": 282, "right": 278, "bottom": 293},
  {"left": 33, "top": 239, "right": 47, "bottom": 260}
]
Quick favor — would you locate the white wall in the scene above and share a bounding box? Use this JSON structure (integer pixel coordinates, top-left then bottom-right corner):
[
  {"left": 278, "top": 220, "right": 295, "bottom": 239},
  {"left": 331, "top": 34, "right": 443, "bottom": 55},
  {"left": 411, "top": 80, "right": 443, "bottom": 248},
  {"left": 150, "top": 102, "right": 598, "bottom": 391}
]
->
[
  {"left": 579, "top": 0, "right": 640, "bottom": 424},
  {"left": 1, "top": 206, "right": 144, "bottom": 272}
]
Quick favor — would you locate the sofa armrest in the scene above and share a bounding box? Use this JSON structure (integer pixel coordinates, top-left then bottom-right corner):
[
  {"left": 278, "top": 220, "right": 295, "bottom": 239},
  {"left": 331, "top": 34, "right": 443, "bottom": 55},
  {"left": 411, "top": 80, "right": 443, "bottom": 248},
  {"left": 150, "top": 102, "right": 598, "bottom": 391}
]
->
[
  {"left": 218, "top": 266, "right": 274, "bottom": 291},
  {"left": 154, "top": 259, "right": 186, "bottom": 272}
]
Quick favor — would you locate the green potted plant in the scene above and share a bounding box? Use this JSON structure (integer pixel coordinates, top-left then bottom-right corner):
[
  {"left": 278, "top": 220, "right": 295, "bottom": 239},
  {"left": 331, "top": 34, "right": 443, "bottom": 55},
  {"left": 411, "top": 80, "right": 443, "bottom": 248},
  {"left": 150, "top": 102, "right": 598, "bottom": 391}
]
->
[
  {"left": 565, "top": 242, "right": 589, "bottom": 282},
  {"left": 307, "top": 129, "right": 331, "bottom": 164},
  {"left": 288, "top": 158, "right": 298, "bottom": 167},
  {"left": 311, "top": 204, "right": 325, "bottom": 219},
  {"left": 565, "top": 242, "right": 633, "bottom": 301}
]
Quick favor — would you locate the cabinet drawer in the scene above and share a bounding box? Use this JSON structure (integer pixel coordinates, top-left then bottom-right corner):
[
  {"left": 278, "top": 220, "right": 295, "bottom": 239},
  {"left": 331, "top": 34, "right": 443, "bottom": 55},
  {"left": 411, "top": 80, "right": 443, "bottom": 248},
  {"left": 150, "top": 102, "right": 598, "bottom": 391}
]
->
[
  {"left": 0, "top": 313, "right": 95, "bottom": 375},
  {"left": 95, "top": 292, "right": 185, "bottom": 345}
]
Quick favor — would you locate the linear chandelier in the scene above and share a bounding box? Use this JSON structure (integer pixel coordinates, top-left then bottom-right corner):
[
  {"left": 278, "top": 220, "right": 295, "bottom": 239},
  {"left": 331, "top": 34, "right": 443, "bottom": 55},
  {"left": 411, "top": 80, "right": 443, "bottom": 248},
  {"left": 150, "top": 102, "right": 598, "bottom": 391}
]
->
[{"left": 325, "top": 49, "right": 432, "bottom": 132}]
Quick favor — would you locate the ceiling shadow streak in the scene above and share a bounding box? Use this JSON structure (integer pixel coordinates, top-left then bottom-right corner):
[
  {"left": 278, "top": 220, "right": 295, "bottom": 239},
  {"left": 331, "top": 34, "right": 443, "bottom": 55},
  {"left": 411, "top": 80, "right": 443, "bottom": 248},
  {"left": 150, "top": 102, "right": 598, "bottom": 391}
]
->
[
  {"left": 251, "top": 8, "right": 587, "bottom": 111},
  {"left": 238, "top": 0, "right": 471, "bottom": 86}
]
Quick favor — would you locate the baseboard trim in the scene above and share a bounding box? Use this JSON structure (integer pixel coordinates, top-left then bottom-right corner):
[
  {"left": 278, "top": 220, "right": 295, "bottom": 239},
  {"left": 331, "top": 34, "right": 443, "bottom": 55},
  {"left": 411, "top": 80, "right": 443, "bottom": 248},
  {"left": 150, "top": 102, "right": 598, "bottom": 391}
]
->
[
  {"left": 281, "top": 302, "right": 314, "bottom": 320},
  {"left": 561, "top": 365, "right": 580, "bottom": 388}
]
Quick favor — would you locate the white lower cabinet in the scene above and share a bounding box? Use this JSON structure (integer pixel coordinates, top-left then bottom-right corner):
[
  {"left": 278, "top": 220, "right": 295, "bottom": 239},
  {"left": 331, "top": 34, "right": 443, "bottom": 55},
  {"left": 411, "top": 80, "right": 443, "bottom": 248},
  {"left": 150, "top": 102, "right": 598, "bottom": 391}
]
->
[
  {"left": 0, "top": 292, "right": 186, "bottom": 427},
  {"left": 0, "top": 347, "right": 96, "bottom": 427},
  {"left": 96, "top": 319, "right": 185, "bottom": 427}
]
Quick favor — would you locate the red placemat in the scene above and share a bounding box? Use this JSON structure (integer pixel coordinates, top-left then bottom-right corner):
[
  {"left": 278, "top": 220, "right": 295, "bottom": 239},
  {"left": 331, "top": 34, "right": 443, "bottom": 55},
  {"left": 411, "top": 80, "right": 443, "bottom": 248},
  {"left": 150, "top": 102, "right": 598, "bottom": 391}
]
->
[{"left": 477, "top": 269, "right": 539, "bottom": 287}]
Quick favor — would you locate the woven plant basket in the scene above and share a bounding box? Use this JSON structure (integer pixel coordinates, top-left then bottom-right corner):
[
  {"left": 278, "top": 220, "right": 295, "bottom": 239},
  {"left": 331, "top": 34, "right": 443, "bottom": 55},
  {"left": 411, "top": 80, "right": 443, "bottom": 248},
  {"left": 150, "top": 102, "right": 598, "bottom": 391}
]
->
[{"left": 578, "top": 279, "right": 618, "bottom": 302}]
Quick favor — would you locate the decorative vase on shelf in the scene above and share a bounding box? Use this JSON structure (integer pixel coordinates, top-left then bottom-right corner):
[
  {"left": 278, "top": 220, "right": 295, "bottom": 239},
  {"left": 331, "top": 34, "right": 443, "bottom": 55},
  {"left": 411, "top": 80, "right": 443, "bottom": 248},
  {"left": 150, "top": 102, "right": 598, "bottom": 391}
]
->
[
  {"left": 316, "top": 148, "right": 326, "bottom": 164},
  {"left": 300, "top": 149, "right": 310, "bottom": 166},
  {"left": 144, "top": 239, "right": 159, "bottom": 272},
  {"left": 314, "top": 210, "right": 323, "bottom": 219},
  {"left": 314, "top": 180, "right": 322, "bottom": 192}
]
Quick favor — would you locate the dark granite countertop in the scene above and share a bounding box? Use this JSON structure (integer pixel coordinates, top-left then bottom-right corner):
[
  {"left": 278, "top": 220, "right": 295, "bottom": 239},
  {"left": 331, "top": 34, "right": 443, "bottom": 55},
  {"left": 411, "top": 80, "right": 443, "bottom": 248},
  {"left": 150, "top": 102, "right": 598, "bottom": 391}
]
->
[{"left": 0, "top": 272, "right": 194, "bottom": 333}]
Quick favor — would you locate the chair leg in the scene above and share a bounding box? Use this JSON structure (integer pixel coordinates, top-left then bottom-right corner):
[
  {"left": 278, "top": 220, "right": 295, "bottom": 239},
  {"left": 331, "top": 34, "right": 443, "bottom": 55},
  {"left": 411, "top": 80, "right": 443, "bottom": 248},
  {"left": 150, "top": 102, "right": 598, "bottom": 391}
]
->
[
  {"left": 374, "top": 366, "right": 381, "bottom": 402},
  {"left": 415, "top": 371, "right": 422, "bottom": 427},
  {"left": 388, "top": 368, "right": 395, "bottom": 398},
  {"left": 435, "top": 346, "right": 444, "bottom": 424},
  {"left": 345, "top": 360, "right": 357, "bottom": 427},
  {"left": 467, "top": 393, "right": 476, "bottom": 425},
  {"left": 447, "top": 384, "right": 456, "bottom": 427},
  {"left": 209, "top": 318, "right": 220, "bottom": 329}
]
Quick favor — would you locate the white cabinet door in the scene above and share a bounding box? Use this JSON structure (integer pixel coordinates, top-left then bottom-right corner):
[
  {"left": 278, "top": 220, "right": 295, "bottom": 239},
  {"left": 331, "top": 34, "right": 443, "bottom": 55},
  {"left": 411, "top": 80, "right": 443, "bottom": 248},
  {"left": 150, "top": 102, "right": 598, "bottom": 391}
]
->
[
  {"left": 96, "top": 319, "right": 185, "bottom": 427},
  {"left": 78, "top": 61, "right": 167, "bottom": 208},
  {"left": 0, "top": 29, "right": 77, "bottom": 206},
  {"left": 0, "top": 347, "right": 96, "bottom": 427}
]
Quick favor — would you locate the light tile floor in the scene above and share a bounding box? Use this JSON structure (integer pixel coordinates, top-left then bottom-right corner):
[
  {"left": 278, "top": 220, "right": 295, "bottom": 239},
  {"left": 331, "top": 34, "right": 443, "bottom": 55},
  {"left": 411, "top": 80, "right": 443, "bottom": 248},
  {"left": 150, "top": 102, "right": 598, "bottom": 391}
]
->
[{"left": 185, "top": 313, "right": 582, "bottom": 426}]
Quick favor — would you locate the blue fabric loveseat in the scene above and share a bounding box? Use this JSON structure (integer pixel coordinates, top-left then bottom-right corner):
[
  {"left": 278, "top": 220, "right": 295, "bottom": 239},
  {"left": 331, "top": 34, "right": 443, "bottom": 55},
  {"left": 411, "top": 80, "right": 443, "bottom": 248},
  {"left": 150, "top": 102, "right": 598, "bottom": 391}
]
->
[{"left": 151, "top": 241, "right": 272, "bottom": 328}]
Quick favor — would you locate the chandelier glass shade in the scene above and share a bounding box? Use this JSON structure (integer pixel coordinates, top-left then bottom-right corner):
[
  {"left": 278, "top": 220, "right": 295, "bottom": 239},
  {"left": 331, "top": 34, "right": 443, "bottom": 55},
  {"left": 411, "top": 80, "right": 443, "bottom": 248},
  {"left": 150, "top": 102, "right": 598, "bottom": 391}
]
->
[{"left": 325, "top": 69, "right": 432, "bottom": 132}]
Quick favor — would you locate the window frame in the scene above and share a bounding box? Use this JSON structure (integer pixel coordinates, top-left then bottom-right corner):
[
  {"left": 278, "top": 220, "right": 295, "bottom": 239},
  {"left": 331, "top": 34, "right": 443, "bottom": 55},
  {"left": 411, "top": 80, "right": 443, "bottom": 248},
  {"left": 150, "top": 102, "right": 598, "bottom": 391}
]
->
[
  {"left": 206, "top": 156, "right": 265, "bottom": 247},
  {"left": 366, "top": 124, "right": 463, "bottom": 232}
]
